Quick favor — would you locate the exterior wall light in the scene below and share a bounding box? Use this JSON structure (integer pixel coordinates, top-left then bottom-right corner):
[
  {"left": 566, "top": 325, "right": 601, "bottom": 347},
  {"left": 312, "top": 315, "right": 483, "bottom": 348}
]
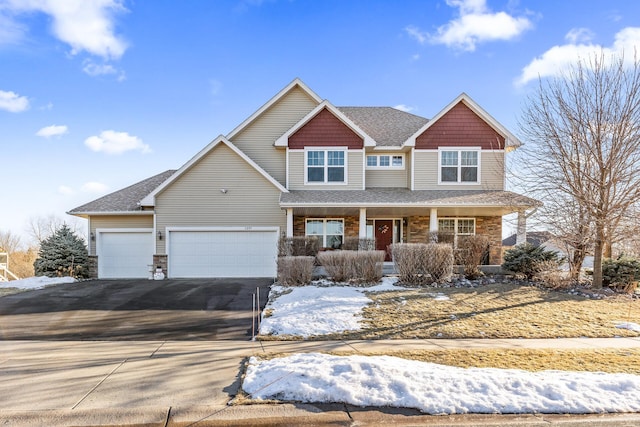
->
[{"left": 157, "top": 231, "right": 163, "bottom": 240}]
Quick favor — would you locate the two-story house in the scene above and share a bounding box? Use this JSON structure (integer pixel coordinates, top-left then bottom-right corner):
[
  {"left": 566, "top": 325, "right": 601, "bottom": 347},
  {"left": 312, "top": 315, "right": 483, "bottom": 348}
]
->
[{"left": 69, "top": 78, "right": 539, "bottom": 279}]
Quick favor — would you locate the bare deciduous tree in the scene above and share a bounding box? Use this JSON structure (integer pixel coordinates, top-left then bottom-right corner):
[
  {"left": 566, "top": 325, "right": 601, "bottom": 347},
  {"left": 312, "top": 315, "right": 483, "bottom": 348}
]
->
[
  {"left": 0, "top": 230, "right": 22, "bottom": 253},
  {"left": 520, "top": 52, "right": 640, "bottom": 288}
]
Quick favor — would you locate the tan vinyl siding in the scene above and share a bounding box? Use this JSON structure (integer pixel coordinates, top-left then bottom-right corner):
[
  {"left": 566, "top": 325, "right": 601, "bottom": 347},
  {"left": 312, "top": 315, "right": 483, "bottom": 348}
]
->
[
  {"left": 231, "top": 86, "right": 319, "bottom": 186},
  {"left": 288, "top": 150, "right": 364, "bottom": 190},
  {"left": 155, "top": 144, "right": 285, "bottom": 254},
  {"left": 89, "top": 215, "right": 153, "bottom": 255},
  {"left": 413, "top": 151, "right": 439, "bottom": 190},
  {"left": 366, "top": 169, "right": 407, "bottom": 188},
  {"left": 413, "top": 150, "right": 504, "bottom": 190}
]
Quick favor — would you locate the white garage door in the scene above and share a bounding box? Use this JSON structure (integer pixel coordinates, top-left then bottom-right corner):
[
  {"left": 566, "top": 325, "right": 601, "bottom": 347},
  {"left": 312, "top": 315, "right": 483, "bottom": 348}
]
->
[
  {"left": 168, "top": 229, "right": 278, "bottom": 278},
  {"left": 97, "top": 231, "right": 154, "bottom": 279}
]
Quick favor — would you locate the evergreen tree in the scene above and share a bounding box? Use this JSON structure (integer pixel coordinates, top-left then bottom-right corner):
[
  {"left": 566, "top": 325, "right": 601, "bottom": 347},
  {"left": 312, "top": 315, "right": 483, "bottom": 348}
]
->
[{"left": 34, "top": 224, "right": 89, "bottom": 278}]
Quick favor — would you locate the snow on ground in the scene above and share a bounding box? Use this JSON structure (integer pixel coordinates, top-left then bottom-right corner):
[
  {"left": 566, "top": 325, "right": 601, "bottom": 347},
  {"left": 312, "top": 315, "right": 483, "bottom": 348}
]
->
[
  {"left": 616, "top": 322, "right": 640, "bottom": 332},
  {"left": 259, "top": 277, "right": 406, "bottom": 337},
  {"left": 1, "top": 276, "right": 76, "bottom": 290},
  {"left": 243, "top": 353, "right": 640, "bottom": 415}
]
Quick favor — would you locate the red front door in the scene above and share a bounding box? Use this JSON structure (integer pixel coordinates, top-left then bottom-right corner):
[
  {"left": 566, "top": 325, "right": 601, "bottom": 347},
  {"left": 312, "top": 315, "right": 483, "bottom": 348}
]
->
[{"left": 375, "top": 220, "right": 394, "bottom": 261}]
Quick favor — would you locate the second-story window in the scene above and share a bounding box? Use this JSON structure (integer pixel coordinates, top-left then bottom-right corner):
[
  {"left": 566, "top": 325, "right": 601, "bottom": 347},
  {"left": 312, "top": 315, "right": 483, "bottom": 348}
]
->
[
  {"left": 366, "top": 154, "right": 404, "bottom": 169},
  {"left": 306, "top": 149, "right": 346, "bottom": 183},
  {"left": 440, "top": 149, "right": 479, "bottom": 183}
]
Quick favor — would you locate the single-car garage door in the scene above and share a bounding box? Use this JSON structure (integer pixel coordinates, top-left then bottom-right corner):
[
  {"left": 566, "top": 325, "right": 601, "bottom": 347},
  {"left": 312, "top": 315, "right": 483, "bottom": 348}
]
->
[
  {"left": 168, "top": 228, "right": 278, "bottom": 278},
  {"left": 97, "top": 230, "right": 154, "bottom": 279}
]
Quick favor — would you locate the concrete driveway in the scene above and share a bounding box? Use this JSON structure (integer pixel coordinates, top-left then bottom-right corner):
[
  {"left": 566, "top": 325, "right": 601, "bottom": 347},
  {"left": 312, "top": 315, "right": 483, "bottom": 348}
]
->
[{"left": 0, "top": 278, "right": 272, "bottom": 340}]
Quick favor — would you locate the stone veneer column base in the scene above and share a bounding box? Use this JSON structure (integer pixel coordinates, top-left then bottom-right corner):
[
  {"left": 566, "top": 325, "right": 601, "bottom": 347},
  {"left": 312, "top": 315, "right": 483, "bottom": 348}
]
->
[
  {"left": 153, "top": 255, "right": 168, "bottom": 277},
  {"left": 87, "top": 255, "right": 98, "bottom": 279}
]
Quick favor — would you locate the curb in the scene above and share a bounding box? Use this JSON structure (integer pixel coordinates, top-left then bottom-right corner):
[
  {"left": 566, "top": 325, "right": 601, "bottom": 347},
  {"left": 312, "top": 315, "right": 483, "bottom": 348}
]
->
[{"left": 2, "top": 405, "right": 640, "bottom": 427}]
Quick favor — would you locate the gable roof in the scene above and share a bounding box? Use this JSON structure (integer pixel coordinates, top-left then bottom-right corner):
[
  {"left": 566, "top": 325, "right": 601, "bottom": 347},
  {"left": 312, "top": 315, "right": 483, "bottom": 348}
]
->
[
  {"left": 406, "top": 93, "right": 522, "bottom": 149},
  {"left": 338, "top": 107, "right": 429, "bottom": 147},
  {"left": 140, "top": 135, "right": 287, "bottom": 206},
  {"left": 274, "top": 100, "right": 376, "bottom": 147},
  {"left": 226, "top": 78, "right": 323, "bottom": 140},
  {"left": 68, "top": 169, "right": 176, "bottom": 215}
]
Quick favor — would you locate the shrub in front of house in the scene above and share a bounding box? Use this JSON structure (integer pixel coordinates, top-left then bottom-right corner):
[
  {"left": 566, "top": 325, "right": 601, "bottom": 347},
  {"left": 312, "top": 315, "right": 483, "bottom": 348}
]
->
[
  {"left": 342, "top": 237, "right": 375, "bottom": 251},
  {"left": 277, "top": 256, "right": 315, "bottom": 286},
  {"left": 391, "top": 243, "right": 454, "bottom": 285},
  {"left": 456, "top": 235, "right": 490, "bottom": 279},
  {"left": 317, "top": 250, "right": 385, "bottom": 283},
  {"left": 502, "top": 243, "right": 562, "bottom": 279},
  {"left": 278, "top": 236, "right": 320, "bottom": 257},
  {"left": 602, "top": 256, "right": 640, "bottom": 292}
]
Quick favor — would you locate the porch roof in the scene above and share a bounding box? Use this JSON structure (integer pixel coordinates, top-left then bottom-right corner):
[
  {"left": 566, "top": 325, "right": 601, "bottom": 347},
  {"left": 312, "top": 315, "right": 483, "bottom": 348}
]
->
[{"left": 280, "top": 188, "right": 541, "bottom": 216}]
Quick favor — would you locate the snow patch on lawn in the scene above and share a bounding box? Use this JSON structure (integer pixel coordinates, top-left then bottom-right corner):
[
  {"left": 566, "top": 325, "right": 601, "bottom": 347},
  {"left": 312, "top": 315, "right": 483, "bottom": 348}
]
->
[
  {"left": 615, "top": 322, "right": 640, "bottom": 332},
  {"left": 260, "top": 276, "right": 404, "bottom": 337},
  {"left": 1, "top": 276, "right": 76, "bottom": 290},
  {"left": 243, "top": 353, "right": 640, "bottom": 414}
]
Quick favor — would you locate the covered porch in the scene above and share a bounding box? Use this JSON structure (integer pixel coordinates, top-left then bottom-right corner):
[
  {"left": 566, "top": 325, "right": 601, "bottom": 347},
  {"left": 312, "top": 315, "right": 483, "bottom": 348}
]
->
[{"left": 280, "top": 188, "right": 541, "bottom": 265}]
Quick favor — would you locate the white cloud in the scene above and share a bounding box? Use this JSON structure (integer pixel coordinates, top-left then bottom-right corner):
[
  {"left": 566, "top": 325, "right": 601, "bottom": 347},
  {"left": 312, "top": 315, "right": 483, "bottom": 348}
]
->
[
  {"left": 0, "top": 11, "right": 26, "bottom": 45},
  {"left": 84, "top": 130, "right": 151, "bottom": 155},
  {"left": 57, "top": 185, "right": 74, "bottom": 195},
  {"left": 516, "top": 27, "right": 640, "bottom": 86},
  {"left": 3, "top": 0, "right": 128, "bottom": 59},
  {"left": 82, "top": 60, "right": 126, "bottom": 81},
  {"left": 565, "top": 28, "right": 594, "bottom": 44},
  {"left": 0, "top": 89, "right": 29, "bottom": 112},
  {"left": 80, "top": 181, "right": 109, "bottom": 194},
  {"left": 407, "top": 0, "right": 532, "bottom": 52},
  {"left": 210, "top": 79, "right": 222, "bottom": 96},
  {"left": 394, "top": 104, "right": 414, "bottom": 113},
  {"left": 36, "top": 124, "right": 68, "bottom": 138},
  {"left": 405, "top": 25, "right": 427, "bottom": 44}
]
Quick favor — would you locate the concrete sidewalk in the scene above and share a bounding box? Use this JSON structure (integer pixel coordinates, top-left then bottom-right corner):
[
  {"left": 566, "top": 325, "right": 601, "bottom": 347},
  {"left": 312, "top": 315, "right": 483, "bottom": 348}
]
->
[{"left": 1, "top": 337, "right": 639, "bottom": 426}]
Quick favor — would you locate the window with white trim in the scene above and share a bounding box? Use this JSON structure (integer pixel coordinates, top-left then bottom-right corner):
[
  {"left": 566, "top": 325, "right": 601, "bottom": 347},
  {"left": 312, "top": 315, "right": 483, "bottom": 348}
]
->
[
  {"left": 366, "top": 154, "right": 404, "bottom": 169},
  {"left": 440, "top": 149, "right": 479, "bottom": 183},
  {"left": 306, "top": 219, "right": 344, "bottom": 248},
  {"left": 438, "top": 218, "right": 475, "bottom": 246},
  {"left": 306, "top": 149, "right": 346, "bottom": 183}
]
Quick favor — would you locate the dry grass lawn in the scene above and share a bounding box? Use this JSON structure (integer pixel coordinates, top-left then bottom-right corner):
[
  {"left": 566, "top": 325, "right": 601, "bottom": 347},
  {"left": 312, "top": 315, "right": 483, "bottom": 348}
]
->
[{"left": 327, "top": 282, "right": 640, "bottom": 340}]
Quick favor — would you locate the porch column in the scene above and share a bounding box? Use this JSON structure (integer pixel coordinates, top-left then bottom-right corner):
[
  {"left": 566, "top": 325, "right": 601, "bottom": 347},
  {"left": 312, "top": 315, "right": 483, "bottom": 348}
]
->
[
  {"left": 429, "top": 208, "right": 438, "bottom": 241},
  {"left": 516, "top": 210, "right": 526, "bottom": 245},
  {"left": 359, "top": 208, "right": 367, "bottom": 239},
  {"left": 286, "top": 208, "right": 294, "bottom": 238}
]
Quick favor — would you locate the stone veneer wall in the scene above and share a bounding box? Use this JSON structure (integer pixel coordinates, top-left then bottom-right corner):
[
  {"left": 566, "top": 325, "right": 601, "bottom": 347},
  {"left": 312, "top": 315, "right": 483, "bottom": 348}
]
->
[
  {"left": 406, "top": 215, "right": 503, "bottom": 265},
  {"left": 153, "top": 254, "right": 168, "bottom": 277},
  {"left": 475, "top": 216, "right": 502, "bottom": 265},
  {"left": 87, "top": 255, "right": 98, "bottom": 279}
]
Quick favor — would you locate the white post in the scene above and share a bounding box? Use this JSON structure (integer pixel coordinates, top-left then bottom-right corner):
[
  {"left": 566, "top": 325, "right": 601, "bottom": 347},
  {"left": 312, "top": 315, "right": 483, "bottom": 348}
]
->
[
  {"left": 516, "top": 210, "right": 526, "bottom": 245},
  {"left": 429, "top": 208, "right": 438, "bottom": 241},
  {"left": 286, "top": 208, "right": 294, "bottom": 238},
  {"left": 359, "top": 208, "right": 367, "bottom": 239}
]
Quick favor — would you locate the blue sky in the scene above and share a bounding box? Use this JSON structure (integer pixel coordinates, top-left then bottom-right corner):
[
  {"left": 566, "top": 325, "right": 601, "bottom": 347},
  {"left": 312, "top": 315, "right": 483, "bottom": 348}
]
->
[{"left": 2, "top": 0, "right": 639, "bottom": 246}]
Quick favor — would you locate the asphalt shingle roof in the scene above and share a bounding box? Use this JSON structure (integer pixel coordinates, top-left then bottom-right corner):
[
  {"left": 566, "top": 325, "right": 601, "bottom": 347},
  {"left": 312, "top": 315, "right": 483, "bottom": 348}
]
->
[
  {"left": 337, "top": 107, "right": 429, "bottom": 147},
  {"left": 68, "top": 169, "right": 176, "bottom": 214},
  {"left": 280, "top": 188, "right": 541, "bottom": 208}
]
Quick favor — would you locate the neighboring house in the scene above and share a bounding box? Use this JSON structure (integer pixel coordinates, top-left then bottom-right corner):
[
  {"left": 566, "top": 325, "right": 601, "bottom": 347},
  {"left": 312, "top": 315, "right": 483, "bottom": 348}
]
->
[{"left": 69, "top": 78, "right": 540, "bottom": 279}]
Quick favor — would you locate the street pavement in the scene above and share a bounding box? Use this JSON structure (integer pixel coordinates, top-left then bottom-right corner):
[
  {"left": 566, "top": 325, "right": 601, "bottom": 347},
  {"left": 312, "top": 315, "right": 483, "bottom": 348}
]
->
[{"left": 1, "top": 337, "right": 640, "bottom": 426}]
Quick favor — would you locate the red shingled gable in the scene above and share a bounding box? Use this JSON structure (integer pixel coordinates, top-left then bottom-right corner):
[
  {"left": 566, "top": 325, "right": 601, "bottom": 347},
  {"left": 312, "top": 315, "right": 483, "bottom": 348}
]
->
[
  {"left": 288, "top": 107, "right": 364, "bottom": 149},
  {"left": 415, "top": 102, "right": 505, "bottom": 150}
]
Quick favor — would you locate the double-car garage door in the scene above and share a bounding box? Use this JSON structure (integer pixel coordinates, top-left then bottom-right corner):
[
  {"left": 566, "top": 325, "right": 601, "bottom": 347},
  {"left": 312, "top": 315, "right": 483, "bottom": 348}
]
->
[
  {"left": 97, "top": 228, "right": 278, "bottom": 278},
  {"left": 168, "top": 229, "right": 278, "bottom": 278}
]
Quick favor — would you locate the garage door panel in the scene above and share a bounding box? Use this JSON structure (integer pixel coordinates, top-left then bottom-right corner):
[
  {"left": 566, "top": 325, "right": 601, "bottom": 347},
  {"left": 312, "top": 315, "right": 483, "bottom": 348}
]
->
[
  {"left": 168, "top": 230, "right": 277, "bottom": 278},
  {"left": 98, "top": 232, "right": 153, "bottom": 279}
]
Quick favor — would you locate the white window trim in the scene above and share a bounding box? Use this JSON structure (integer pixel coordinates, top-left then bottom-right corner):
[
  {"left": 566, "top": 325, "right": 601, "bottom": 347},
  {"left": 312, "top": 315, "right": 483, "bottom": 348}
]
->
[
  {"left": 437, "top": 147, "right": 481, "bottom": 185},
  {"left": 365, "top": 154, "right": 405, "bottom": 170},
  {"left": 437, "top": 218, "right": 476, "bottom": 246},
  {"left": 305, "top": 218, "right": 344, "bottom": 248},
  {"left": 304, "top": 147, "right": 349, "bottom": 185}
]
